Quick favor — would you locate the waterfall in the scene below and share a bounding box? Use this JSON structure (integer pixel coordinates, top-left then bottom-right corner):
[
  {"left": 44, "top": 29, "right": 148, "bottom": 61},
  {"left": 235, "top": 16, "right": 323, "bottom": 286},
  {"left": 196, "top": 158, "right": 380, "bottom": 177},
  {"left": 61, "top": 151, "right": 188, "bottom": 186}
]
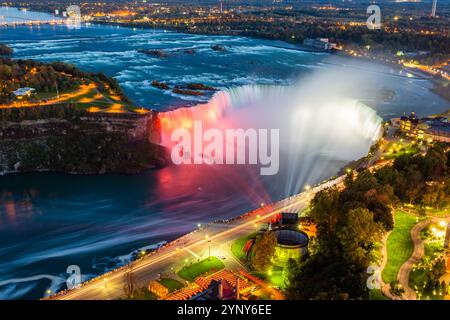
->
[{"left": 157, "top": 83, "right": 382, "bottom": 197}]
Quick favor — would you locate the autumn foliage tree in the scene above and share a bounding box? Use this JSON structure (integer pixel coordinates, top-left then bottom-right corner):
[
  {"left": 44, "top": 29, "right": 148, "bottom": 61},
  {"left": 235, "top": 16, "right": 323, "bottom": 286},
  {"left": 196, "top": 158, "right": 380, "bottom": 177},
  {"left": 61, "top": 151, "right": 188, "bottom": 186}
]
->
[{"left": 250, "top": 231, "right": 277, "bottom": 272}]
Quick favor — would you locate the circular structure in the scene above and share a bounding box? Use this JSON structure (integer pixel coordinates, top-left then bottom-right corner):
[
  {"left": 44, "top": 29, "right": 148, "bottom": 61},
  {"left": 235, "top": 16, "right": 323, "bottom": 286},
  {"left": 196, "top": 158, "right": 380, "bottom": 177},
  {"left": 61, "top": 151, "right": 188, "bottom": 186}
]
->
[
  {"left": 273, "top": 229, "right": 309, "bottom": 267},
  {"left": 275, "top": 229, "right": 309, "bottom": 247}
]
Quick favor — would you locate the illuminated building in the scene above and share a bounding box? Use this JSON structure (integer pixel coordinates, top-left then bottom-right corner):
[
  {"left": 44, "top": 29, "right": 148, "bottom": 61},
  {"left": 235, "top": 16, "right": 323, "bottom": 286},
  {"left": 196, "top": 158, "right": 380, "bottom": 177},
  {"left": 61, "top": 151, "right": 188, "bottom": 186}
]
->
[
  {"left": 397, "top": 113, "right": 450, "bottom": 143},
  {"left": 424, "top": 126, "right": 450, "bottom": 143},
  {"left": 303, "top": 38, "right": 337, "bottom": 52},
  {"left": 272, "top": 229, "right": 309, "bottom": 267},
  {"left": 13, "top": 87, "right": 36, "bottom": 99}
]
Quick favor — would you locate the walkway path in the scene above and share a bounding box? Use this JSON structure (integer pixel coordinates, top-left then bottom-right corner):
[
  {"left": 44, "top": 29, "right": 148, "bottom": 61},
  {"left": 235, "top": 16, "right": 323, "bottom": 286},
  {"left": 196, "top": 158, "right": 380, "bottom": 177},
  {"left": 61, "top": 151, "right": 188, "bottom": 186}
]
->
[{"left": 397, "top": 219, "right": 431, "bottom": 300}]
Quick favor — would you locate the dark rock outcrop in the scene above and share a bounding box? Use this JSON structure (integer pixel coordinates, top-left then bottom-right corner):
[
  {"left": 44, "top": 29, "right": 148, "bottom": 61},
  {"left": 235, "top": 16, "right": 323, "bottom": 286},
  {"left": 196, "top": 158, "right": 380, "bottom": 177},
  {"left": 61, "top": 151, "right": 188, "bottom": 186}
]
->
[
  {"left": 151, "top": 80, "right": 170, "bottom": 90},
  {"left": 138, "top": 49, "right": 169, "bottom": 58},
  {"left": 211, "top": 44, "right": 226, "bottom": 52},
  {"left": 0, "top": 106, "right": 167, "bottom": 175}
]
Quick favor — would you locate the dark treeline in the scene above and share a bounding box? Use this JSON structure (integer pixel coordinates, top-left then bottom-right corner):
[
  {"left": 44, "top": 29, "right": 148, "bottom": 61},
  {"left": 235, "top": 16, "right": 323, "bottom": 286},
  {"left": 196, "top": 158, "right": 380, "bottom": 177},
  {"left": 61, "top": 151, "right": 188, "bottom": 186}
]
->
[
  {"left": 162, "top": 20, "right": 449, "bottom": 56},
  {"left": 0, "top": 104, "right": 148, "bottom": 123},
  {"left": 0, "top": 104, "right": 88, "bottom": 123}
]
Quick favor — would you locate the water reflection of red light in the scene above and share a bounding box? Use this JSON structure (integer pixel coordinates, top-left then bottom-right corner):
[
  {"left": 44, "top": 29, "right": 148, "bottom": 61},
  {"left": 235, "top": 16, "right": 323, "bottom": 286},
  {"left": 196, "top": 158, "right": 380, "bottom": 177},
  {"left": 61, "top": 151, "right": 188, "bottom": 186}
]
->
[
  {"left": 160, "top": 117, "right": 170, "bottom": 130},
  {"left": 155, "top": 91, "right": 273, "bottom": 209},
  {"left": 5, "top": 201, "right": 16, "bottom": 222}
]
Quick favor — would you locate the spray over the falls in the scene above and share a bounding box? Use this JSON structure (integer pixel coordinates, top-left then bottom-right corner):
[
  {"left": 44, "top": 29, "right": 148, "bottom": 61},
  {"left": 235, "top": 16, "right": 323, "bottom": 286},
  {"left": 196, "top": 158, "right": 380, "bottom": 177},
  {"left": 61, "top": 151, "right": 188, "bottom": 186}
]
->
[{"left": 158, "top": 67, "right": 383, "bottom": 198}]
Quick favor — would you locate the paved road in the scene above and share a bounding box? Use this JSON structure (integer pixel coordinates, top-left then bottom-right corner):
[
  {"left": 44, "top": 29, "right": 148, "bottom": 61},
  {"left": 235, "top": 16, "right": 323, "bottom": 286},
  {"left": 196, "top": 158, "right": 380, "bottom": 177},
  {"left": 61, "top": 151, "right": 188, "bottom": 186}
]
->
[
  {"left": 50, "top": 139, "right": 393, "bottom": 300},
  {"left": 52, "top": 178, "right": 341, "bottom": 300}
]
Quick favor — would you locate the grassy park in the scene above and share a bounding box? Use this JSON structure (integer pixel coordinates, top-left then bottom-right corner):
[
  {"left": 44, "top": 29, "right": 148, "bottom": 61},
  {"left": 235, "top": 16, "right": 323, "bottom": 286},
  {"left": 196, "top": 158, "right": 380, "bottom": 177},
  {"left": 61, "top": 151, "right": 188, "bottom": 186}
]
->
[
  {"left": 382, "top": 210, "right": 417, "bottom": 283},
  {"left": 177, "top": 256, "right": 225, "bottom": 282}
]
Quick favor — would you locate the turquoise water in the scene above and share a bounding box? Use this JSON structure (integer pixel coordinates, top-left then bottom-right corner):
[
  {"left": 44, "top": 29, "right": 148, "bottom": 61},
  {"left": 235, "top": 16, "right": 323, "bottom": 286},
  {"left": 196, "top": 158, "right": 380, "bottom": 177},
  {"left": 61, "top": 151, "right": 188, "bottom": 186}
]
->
[{"left": 0, "top": 22, "right": 449, "bottom": 300}]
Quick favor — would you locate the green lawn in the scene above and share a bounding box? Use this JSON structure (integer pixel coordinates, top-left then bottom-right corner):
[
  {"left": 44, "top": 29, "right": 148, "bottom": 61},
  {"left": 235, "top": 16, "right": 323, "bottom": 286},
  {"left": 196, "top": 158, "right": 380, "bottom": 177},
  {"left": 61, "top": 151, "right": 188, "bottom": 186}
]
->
[
  {"left": 177, "top": 257, "right": 225, "bottom": 282},
  {"left": 35, "top": 87, "right": 79, "bottom": 100},
  {"left": 231, "top": 233, "right": 256, "bottom": 262},
  {"left": 382, "top": 210, "right": 417, "bottom": 283},
  {"left": 369, "top": 289, "right": 390, "bottom": 300},
  {"left": 158, "top": 278, "right": 184, "bottom": 292}
]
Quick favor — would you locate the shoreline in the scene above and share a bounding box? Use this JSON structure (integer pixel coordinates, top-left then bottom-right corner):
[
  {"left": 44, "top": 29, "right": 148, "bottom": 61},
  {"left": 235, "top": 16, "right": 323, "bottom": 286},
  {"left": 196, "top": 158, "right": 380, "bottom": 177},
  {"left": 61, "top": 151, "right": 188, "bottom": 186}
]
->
[
  {"left": 91, "top": 21, "right": 449, "bottom": 85},
  {"left": 47, "top": 173, "right": 347, "bottom": 300},
  {"left": 3, "top": 20, "right": 448, "bottom": 104}
]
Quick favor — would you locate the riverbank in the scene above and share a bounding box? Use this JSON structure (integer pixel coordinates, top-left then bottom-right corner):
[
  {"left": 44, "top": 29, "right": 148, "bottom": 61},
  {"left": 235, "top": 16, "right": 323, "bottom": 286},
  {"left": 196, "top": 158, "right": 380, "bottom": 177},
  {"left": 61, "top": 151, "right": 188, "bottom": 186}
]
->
[{"left": 94, "top": 20, "right": 333, "bottom": 54}]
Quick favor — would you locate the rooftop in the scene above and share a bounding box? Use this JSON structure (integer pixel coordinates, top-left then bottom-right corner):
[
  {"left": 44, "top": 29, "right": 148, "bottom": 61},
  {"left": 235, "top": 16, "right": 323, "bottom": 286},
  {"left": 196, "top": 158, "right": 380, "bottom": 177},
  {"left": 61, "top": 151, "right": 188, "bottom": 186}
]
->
[{"left": 13, "top": 87, "right": 36, "bottom": 97}]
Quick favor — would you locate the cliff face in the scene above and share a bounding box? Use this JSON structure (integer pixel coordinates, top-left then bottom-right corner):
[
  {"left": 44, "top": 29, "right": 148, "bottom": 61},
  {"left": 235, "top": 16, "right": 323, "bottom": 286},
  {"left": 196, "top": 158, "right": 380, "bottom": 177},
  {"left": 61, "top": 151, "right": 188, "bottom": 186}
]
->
[{"left": 0, "top": 111, "right": 166, "bottom": 175}]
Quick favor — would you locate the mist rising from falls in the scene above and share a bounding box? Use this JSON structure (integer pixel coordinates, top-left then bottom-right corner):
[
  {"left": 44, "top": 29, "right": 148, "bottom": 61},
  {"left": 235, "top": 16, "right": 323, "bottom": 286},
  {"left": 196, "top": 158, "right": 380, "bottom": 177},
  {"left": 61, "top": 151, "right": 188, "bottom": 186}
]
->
[{"left": 158, "top": 69, "right": 383, "bottom": 199}]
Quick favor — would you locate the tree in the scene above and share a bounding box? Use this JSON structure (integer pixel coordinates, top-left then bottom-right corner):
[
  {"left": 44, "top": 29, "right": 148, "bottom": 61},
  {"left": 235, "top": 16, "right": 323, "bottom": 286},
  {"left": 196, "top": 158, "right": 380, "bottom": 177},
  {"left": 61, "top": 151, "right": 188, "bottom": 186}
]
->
[
  {"left": 250, "top": 232, "right": 277, "bottom": 272},
  {"left": 123, "top": 265, "right": 136, "bottom": 299},
  {"left": 309, "top": 187, "right": 341, "bottom": 253},
  {"left": 283, "top": 258, "right": 298, "bottom": 288},
  {"left": 285, "top": 254, "right": 367, "bottom": 300}
]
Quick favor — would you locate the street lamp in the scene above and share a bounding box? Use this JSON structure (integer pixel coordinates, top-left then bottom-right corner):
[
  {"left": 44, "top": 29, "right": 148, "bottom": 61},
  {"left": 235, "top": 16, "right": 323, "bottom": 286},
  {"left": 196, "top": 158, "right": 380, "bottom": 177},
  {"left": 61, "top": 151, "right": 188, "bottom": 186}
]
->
[
  {"left": 208, "top": 240, "right": 211, "bottom": 258},
  {"left": 204, "top": 235, "right": 211, "bottom": 258}
]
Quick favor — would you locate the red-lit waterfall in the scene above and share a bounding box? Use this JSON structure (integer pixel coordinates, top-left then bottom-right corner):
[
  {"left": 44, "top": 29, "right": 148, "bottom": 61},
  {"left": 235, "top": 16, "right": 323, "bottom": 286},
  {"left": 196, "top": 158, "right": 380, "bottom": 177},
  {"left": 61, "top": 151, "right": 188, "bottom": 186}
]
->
[{"left": 155, "top": 84, "right": 383, "bottom": 203}]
